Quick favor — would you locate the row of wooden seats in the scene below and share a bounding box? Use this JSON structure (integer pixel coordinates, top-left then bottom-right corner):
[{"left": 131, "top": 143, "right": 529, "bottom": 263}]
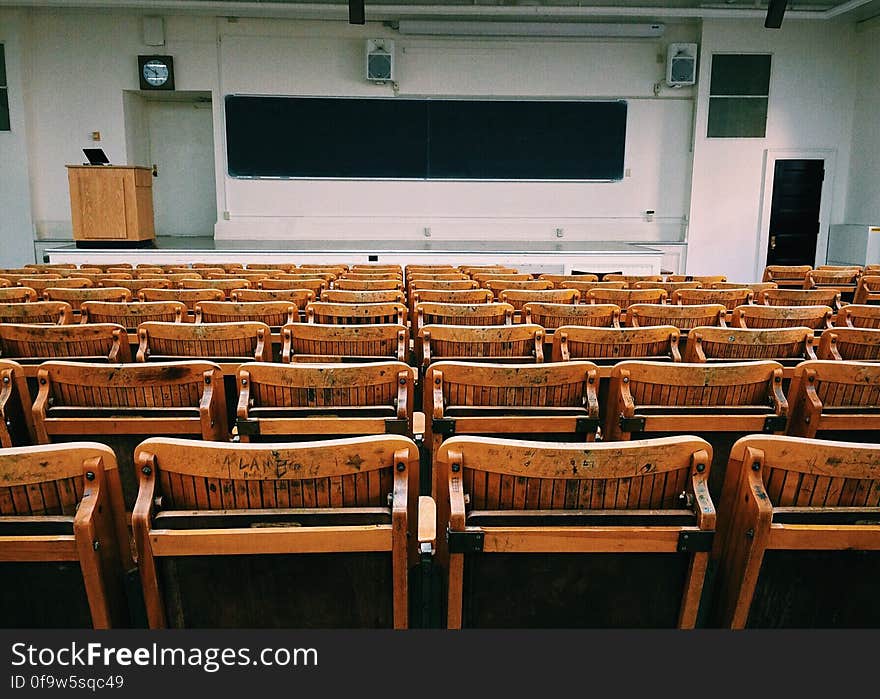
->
[
  {"left": 2, "top": 431, "right": 878, "bottom": 628},
  {"left": 0, "top": 321, "right": 878, "bottom": 372},
  {"left": 762, "top": 264, "right": 880, "bottom": 303}
]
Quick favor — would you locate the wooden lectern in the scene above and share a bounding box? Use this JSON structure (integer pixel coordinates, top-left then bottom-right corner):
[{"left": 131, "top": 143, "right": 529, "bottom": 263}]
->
[{"left": 67, "top": 165, "right": 156, "bottom": 247}]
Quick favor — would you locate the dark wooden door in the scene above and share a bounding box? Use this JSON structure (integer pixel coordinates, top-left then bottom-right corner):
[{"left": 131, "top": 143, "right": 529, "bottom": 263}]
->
[{"left": 766, "top": 159, "right": 824, "bottom": 266}]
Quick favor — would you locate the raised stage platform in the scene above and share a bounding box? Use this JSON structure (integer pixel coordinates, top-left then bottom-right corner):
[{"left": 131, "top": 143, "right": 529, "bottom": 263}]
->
[{"left": 46, "top": 237, "right": 664, "bottom": 275}]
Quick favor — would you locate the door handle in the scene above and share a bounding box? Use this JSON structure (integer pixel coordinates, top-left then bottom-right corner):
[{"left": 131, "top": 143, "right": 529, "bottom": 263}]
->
[
  {"left": 152, "top": 163, "right": 159, "bottom": 177},
  {"left": 770, "top": 235, "right": 776, "bottom": 251}
]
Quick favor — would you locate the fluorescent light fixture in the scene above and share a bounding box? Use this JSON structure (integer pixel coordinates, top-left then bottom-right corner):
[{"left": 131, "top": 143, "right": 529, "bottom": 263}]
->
[{"left": 395, "top": 20, "right": 665, "bottom": 38}]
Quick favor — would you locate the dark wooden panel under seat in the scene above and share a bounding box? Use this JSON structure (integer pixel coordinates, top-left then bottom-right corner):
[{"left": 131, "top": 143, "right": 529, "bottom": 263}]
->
[
  {"left": 629, "top": 431, "right": 741, "bottom": 502},
  {"left": 746, "top": 550, "right": 880, "bottom": 628},
  {"left": 0, "top": 517, "right": 73, "bottom": 535},
  {"left": 158, "top": 552, "right": 394, "bottom": 628},
  {"left": 0, "top": 562, "right": 93, "bottom": 628},
  {"left": 462, "top": 552, "right": 690, "bottom": 628},
  {"left": 815, "top": 430, "right": 880, "bottom": 444},
  {"left": 153, "top": 508, "right": 391, "bottom": 529}
]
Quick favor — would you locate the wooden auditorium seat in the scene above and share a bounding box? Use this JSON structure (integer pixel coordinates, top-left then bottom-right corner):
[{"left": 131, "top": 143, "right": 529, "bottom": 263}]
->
[
  {"left": 537, "top": 273, "right": 599, "bottom": 287},
  {"left": 0, "top": 323, "right": 131, "bottom": 366},
  {"left": 551, "top": 325, "right": 681, "bottom": 364},
  {"left": 0, "top": 287, "right": 36, "bottom": 303},
  {"left": 484, "top": 279, "right": 553, "bottom": 298},
  {"left": 0, "top": 359, "right": 34, "bottom": 446},
  {"left": 731, "top": 304, "right": 833, "bottom": 330},
  {"left": 853, "top": 275, "right": 880, "bottom": 305},
  {"left": 471, "top": 272, "right": 532, "bottom": 286},
  {"left": 436, "top": 435, "right": 715, "bottom": 628},
  {"left": 672, "top": 287, "right": 753, "bottom": 310},
  {"left": 236, "top": 361, "right": 414, "bottom": 441},
  {"left": 666, "top": 275, "right": 727, "bottom": 285},
  {"left": 627, "top": 303, "right": 727, "bottom": 330},
  {"left": 333, "top": 279, "right": 403, "bottom": 292},
  {"left": 418, "top": 324, "right": 545, "bottom": 370},
  {"left": 817, "top": 326, "right": 880, "bottom": 360},
  {"left": 603, "top": 274, "right": 664, "bottom": 285},
  {"left": 106, "top": 277, "right": 173, "bottom": 293},
  {"left": 43, "top": 286, "right": 131, "bottom": 313},
  {"left": 713, "top": 435, "right": 880, "bottom": 628},
  {"left": 560, "top": 280, "right": 627, "bottom": 297},
  {"left": 762, "top": 265, "right": 812, "bottom": 288},
  {"left": 415, "top": 302, "right": 513, "bottom": 328},
  {"left": 137, "top": 321, "right": 272, "bottom": 365},
  {"left": 498, "top": 288, "right": 579, "bottom": 316},
  {"left": 0, "top": 300, "right": 72, "bottom": 325},
  {"left": 306, "top": 301, "right": 407, "bottom": 325},
  {"left": 711, "top": 281, "right": 778, "bottom": 294},
  {"left": 282, "top": 323, "right": 408, "bottom": 363},
  {"left": 321, "top": 289, "right": 405, "bottom": 304},
  {"left": 81, "top": 301, "right": 185, "bottom": 330},
  {"left": 195, "top": 300, "right": 297, "bottom": 328},
  {"left": 760, "top": 288, "right": 841, "bottom": 310},
  {"left": 32, "top": 361, "right": 228, "bottom": 505},
  {"left": 133, "top": 435, "right": 420, "bottom": 628},
  {"left": 139, "top": 287, "right": 225, "bottom": 313},
  {"left": 804, "top": 268, "right": 860, "bottom": 297},
  {"left": 839, "top": 304, "right": 880, "bottom": 328},
  {"left": 684, "top": 326, "right": 816, "bottom": 367},
  {"left": 180, "top": 278, "right": 251, "bottom": 299},
  {"left": 23, "top": 276, "right": 92, "bottom": 294},
  {"left": 231, "top": 288, "right": 315, "bottom": 318},
  {"left": 0, "top": 442, "right": 131, "bottom": 628},
  {"left": 587, "top": 287, "right": 667, "bottom": 310},
  {"left": 524, "top": 302, "right": 620, "bottom": 330},
  {"left": 787, "top": 360, "right": 880, "bottom": 440},
  {"left": 604, "top": 360, "right": 787, "bottom": 497},
  {"left": 633, "top": 280, "right": 702, "bottom": 294}
]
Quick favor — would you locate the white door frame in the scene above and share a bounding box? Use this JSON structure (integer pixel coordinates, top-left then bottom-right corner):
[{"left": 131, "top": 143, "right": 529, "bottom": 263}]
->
[{"left": 755, "top": 148, "right": 836, "bottom": 281}]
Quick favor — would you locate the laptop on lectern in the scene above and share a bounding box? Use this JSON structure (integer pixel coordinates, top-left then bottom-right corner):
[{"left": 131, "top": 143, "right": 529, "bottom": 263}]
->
[{"left": 82, "top": 148, "right": 110, "bottom": 165}]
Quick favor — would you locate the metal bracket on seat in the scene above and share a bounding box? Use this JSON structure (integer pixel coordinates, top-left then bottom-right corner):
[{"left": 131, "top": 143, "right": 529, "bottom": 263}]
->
[
  {"left": 619, "top": 415, "right": 647, "bottom": 432},
  {"left": 447, "top": 528, "right": 484, "bottom": 554},
  {"left": 576, "top": 416, "right": 601, "bottom": 433},
  {"left": 384, "top": 418, "right": 409, "bottom": 435},
  {"left": 677, "top": 530, "right": 714, "bottom": 553},
  {"left": 432, "top": 417, "right": 456, "bottom": 436},
  {"left": 235, "top": 419, "right": 260, "bottom": 436},
  {"left": 763, "top": 415, "right": 788, "bottom": 432}
]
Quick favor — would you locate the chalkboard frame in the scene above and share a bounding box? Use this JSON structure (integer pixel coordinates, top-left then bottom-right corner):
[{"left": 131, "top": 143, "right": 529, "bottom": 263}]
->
[{"left": 224, "top": 94, "right": 628, "bottom": 183}]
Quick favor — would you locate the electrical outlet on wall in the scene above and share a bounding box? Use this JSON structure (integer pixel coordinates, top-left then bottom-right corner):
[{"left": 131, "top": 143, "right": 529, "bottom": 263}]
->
[{"left": 555, "top": 228, "right": 564, "bottom": 238}]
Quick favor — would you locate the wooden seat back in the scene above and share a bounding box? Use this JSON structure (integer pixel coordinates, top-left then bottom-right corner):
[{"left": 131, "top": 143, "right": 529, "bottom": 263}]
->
[
  {"left": 485, "top": 280, "right": 553, "bottom": 298},
  {"left": 628, "top": 303, "right": 726, "bottom": 330},
  {"left": 817, "top": 327, "right": 880, "bottom": 361},
  {"left": 0, "top": 287, "right": 36, "bottom": 303},
  {"left": 409, "top": 289, "right": 493, "bottom": 306},
  {"left": 805, "top": 268, "right": 860, "bottom": 293},
  {"left": 136, "top": 272, "right": 202, "bottom": 282},
  {"left": 139, "top": 287, "right": 225, "bottom": 312},
  {"left": 499, "top": 288, "right": 579, "bottom": 314},
  {"left": 245, "top": 263, "right": 297, "bottom": 272},
  {"left": 33, "top": 361, "right": 228, "bottom": 505},
  {"left": 282, "top": 323, "right": 408, "bottom": 363},
  {"left": 666, "top": 275, "right": 727, "bottom": 285},
  {"left": 81, "top": 301, "right": 185, "bottom": 329},
  {"left": 538, "top": 274, "right": 599, "bottom": 287},
  {"left": 195, "top": 301, "right": 296, "bottom": 327},
  {"left": 437, "top": 435, "right": 715, "bottom": 628},
  {"left": 788, "top": 360, "right": 880, "bottom": 438},
  {"left": 524, "top": 302, "right": 620, "bottom": 329},
  {"left": 192, "top": 262, "right": 244, "bottom": 272},
  {"left": 552, "top": 325, "right": 681, "bottom": 363},
  {"left": 560, "top": 280, "right": 627, "bottom": 296},
  {"left": 0, "top": 359, "right": 34, "bottom": 446},
  {"left": 760, "top": 288, "right": 841, "bottom": 310},
  {"left": 133, "top": 435, "right": 419, "bottom": 628},
  {"left": 407, "top": 279, "right": 479, "bottom": 293},
  {"left": 259, "top": 278, "right": 327, "bottom": 295},
  {"left": 43, "top": 287, "right": 131, "bottom": 312},
  {"left": 418, "top": 324, "right": 545, "bottom": 369},
  {"left": 0, "top": 323, "right": 130, "bottom": 363},
  {"left": 230, "top": 288, "right": 315, "bottom": 313},
  {"left": 306, "top": 301, "right": 407, "bottom": 325},
  {"left": 0, "top": 272, "right": 62, "bottom": 285},
  {"left": 685, "top": 326, "right": 815, "bottom": 363},
  {"left": 105, "top": 278, "right": 173, "bottom": 293},
  {"left": 762, "top": 265, "right": 812, "bottom": 287},
  {"left": 180, "top": 278, "right": 251, "bottom": 299},
  {"left": 321, "top": 289, "right": 405, "bottom": 304},
  {"left": 714, "top": 435, "right": 880, "bottom": 628},
  {"left": 416, "top": 302, "right": 513, "bottom": 328},
  {"left": 0, "top": 301, "right": 72, "bottom": 325},
  {"left": 633, "top": 280, "right": 702, "bottom": 293},
  {"left": 333, "top": 279, "right": 403, "bottom": 291},
  {"left": 603, "top": 274, "right": 664, "bottom": 285},
  {"left": 472, "top": 273, "right": 533, "bottom": 286},
  {"left": 711, "top": 281, "right": 778, "bottom": 294},
  {"left": 237, "top": 361, "right": 414, "bottom": 441},
  {"left": 587, "top": 288, "right": 667, "bottom": 310},
  {"left": 853, "top": 275, "right": 880, "bottom": 304},
  {"left": 137, "top": 321, "right": 272, "bottom": 363},
  {"left": 673, "top": 288, "right": 753, "bottom": 310},
  {"left": 839, "top": 304, "right": 880, "bottom": 329},
  {"left": 23, "top": 277, "right": 92, "bottom": 294},
  {"left": 0, "top": 442, "right": 130, "bottom": 628},
  {"left": 732, "top": 304, "right": 832, "bottom": 330}
]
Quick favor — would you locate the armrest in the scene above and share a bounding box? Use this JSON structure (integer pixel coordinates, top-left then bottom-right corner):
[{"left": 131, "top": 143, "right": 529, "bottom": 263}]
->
[{"left": 418, "top": 496, "right": 436, "bottom": 553}]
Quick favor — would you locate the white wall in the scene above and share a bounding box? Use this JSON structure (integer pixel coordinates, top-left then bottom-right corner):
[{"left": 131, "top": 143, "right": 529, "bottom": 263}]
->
[
  {"left": 216, "top": 21, "right": 697, "bottom": 242},
  {"left": 687, "top": 18, "right": 857, "bottom": 281},
  {"left": 845, "top": 18, "right": 880, "bottom": 226},
  {"left": 0, "top": 10, "right": 36, "bottom": 266}
]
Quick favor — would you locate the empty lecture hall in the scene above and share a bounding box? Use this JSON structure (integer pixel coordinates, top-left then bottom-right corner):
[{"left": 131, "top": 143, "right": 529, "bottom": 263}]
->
[{"left": 1, "top": 0, "right": 880, "bottom": 642}]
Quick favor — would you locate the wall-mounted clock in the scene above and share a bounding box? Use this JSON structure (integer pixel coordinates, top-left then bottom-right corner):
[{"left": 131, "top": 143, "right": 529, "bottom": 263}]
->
[{"left": 138, "top": 55, "right": 175, "bottom": 91}]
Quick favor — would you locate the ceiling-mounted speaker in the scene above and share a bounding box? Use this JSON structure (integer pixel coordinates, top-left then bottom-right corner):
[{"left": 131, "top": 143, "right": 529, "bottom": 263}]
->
[
  {"left": 366, "top": 39, "right": 394, "bottom": 83},
  {"left": 142, "top": 16, "right": 165, "bottom": 47},
  {"left": 765, "top": 0, "right": 789, "bottom": 28},
  {"left": 666, "top": 43, "right": 698, "bottom": 87}
]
